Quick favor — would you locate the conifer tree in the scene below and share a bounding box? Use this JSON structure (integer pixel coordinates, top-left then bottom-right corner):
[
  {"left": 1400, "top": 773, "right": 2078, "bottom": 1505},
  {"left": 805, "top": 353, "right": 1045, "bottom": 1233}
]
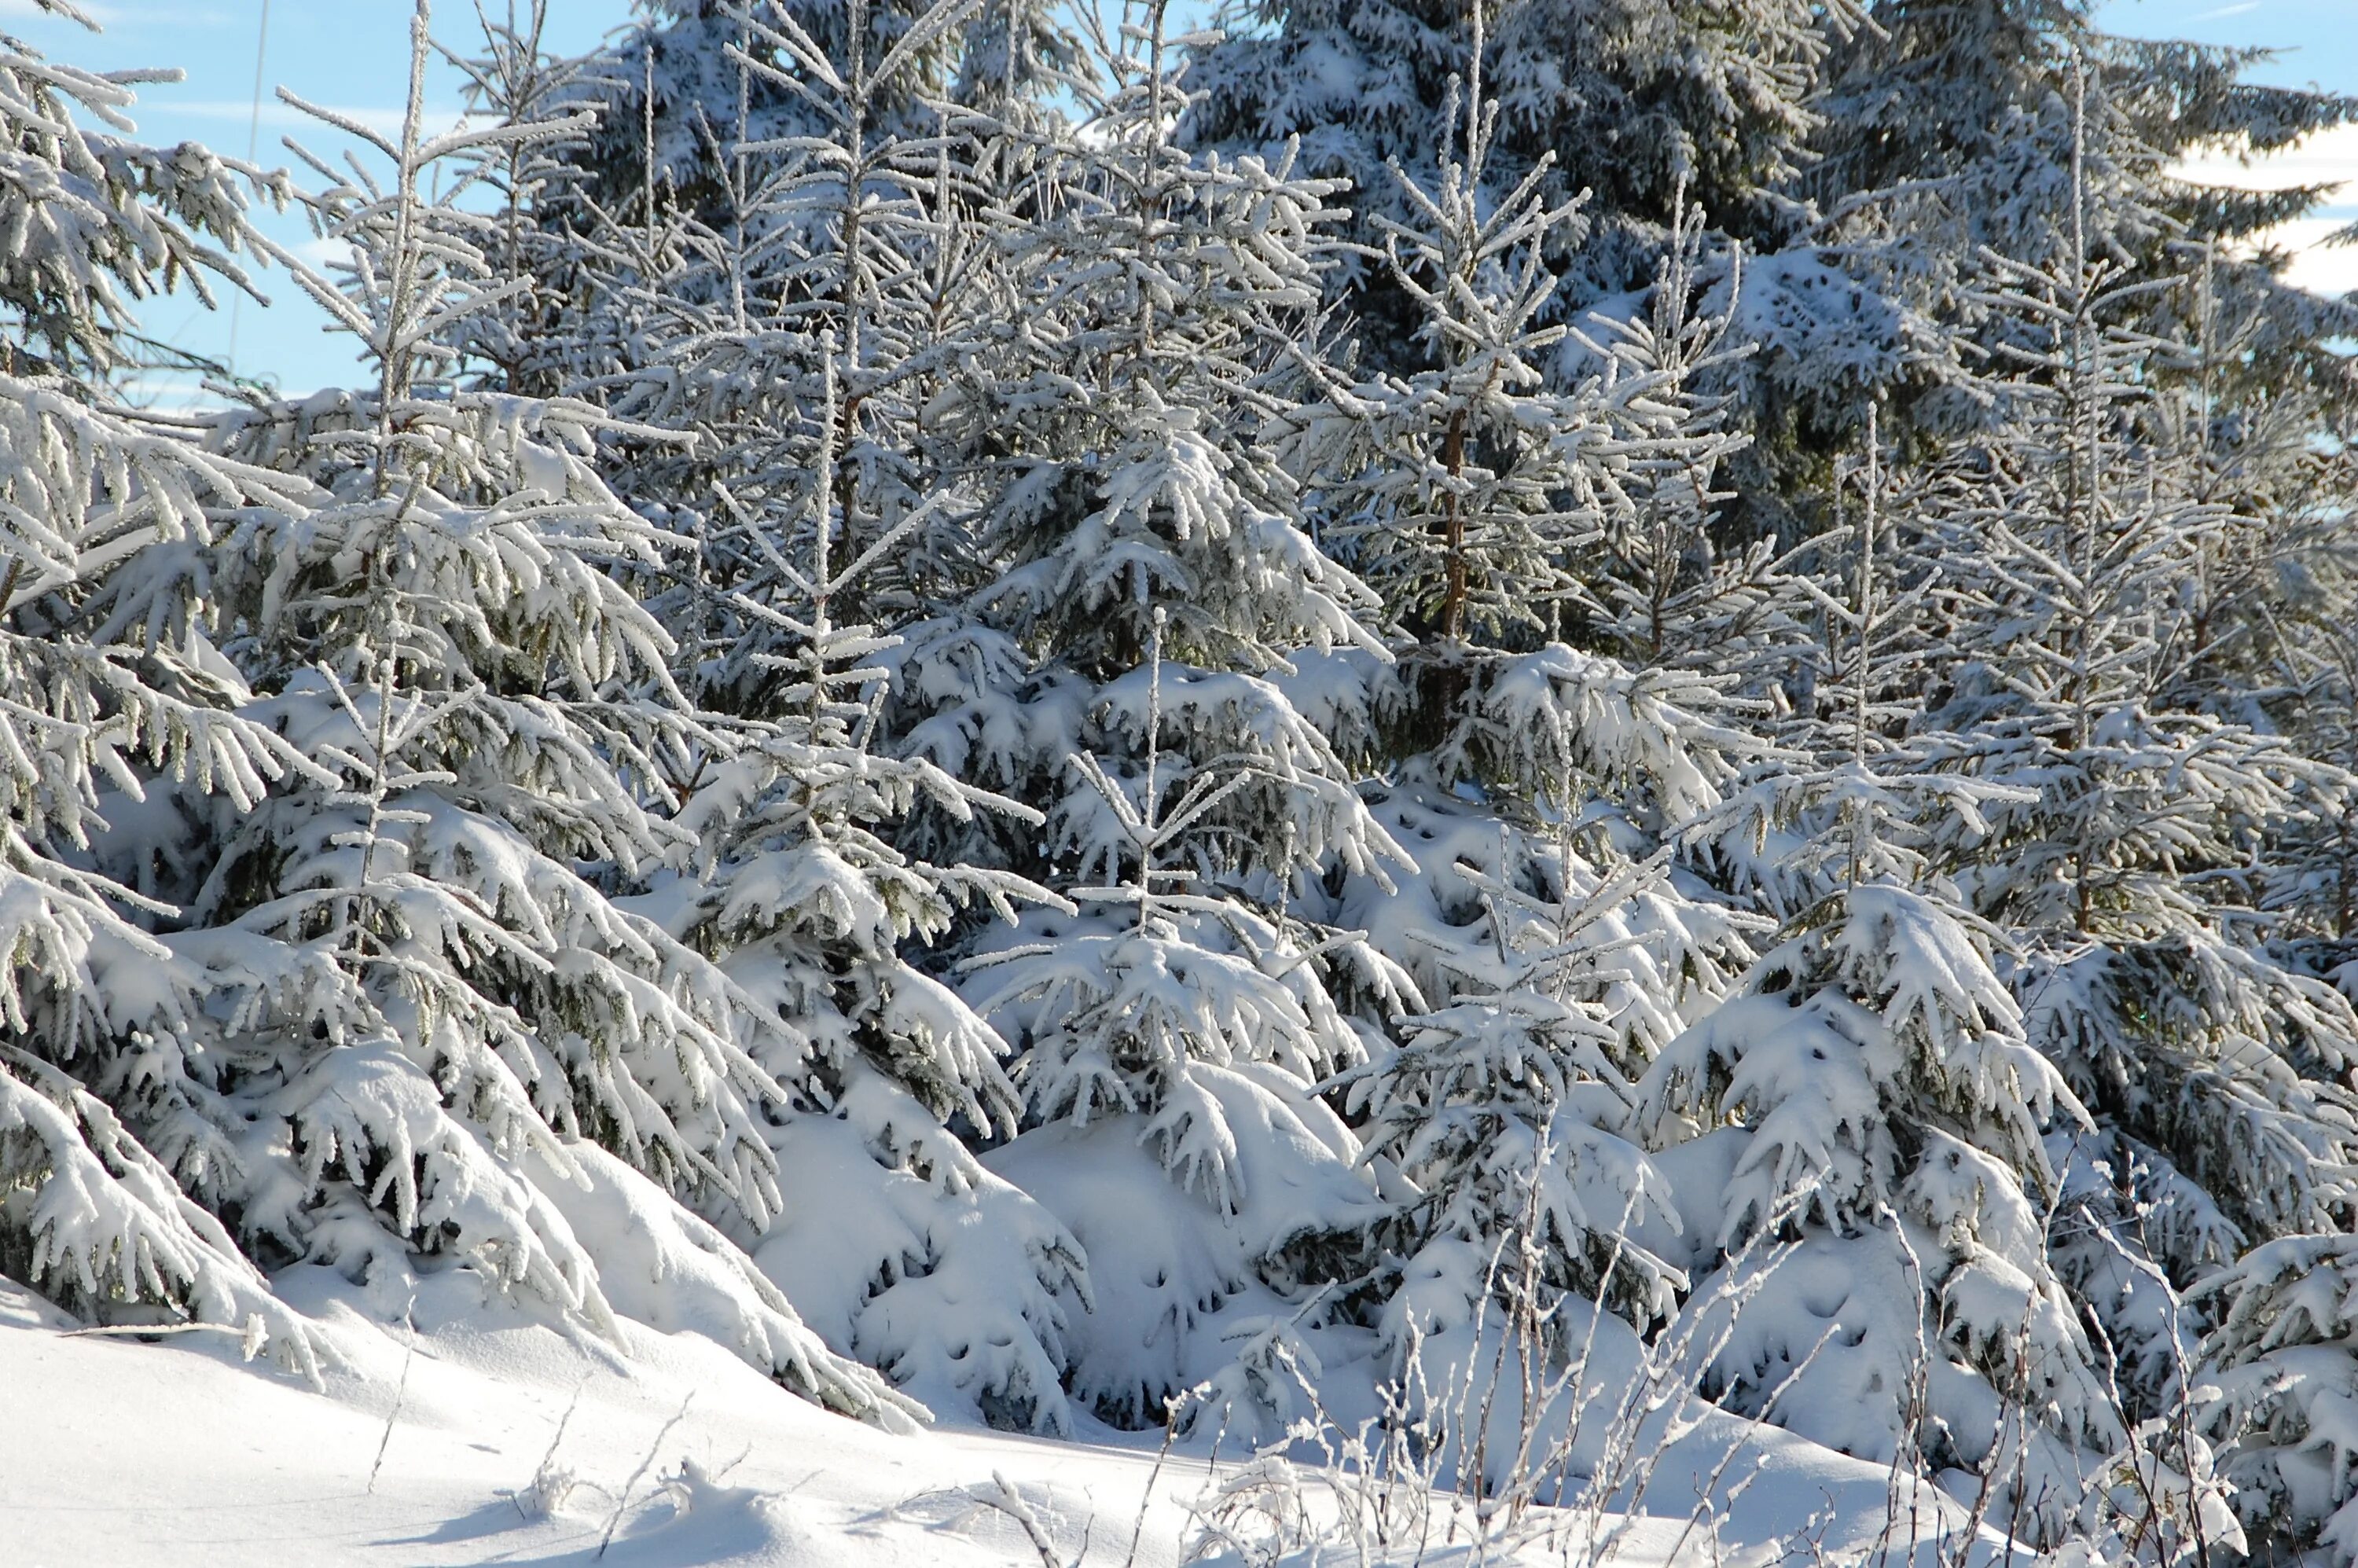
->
[
  {"left": 612, "top": 0, "right": 1094, "bottom": 1430},
  {"left": 1807, "top": 0, "right": 2358, "bottom": 442},
  {"left": 1860, "top": 85, "right": 2358, "bottom": 1551},
  {"left": 1632, "top": 417, "right": 2130, "bottom": 1542},
  {"left": 1187, "top": 0, "right": 1862, "bottom": 347},
  {"left": 550, "top": 0, "right": 1076, "bottom": 248},
  {"left": 0, "top": 14, "right": 277, "bottom": 388},
  {"left": 838, "top": 0, "right": 1420, "bottom": 1431},
  {"left": 1904, "top": 81, "right": 2358, "bottom": 1270},
  {"left": 2201, "top": 1235, "right": 2358, "bottom": 1564},
  {"left": 1187, "top": 0, "right": 1901, "bottom": 542},
  {"left": 0, "top": 14, "right": 341, "bottom": 1375},
  {"left": 78, "top": 1, "right": 944, "bottom": 1425},
  {"left": 1274, "top": 51, "right": 1771, "bottom": 1410}
]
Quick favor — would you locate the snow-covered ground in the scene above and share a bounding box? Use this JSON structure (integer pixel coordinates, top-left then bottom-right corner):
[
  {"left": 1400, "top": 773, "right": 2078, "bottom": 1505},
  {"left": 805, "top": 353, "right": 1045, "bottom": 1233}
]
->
[{"left": 0, "top": 1271, "right": 2010, "bottom": 1567}]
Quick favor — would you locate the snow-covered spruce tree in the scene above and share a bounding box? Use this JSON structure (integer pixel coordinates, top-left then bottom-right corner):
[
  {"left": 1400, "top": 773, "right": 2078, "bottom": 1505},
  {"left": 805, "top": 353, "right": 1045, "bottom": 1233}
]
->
[
  {"left": 658, "top": 376, "right": 1089, "bottom": 1434},
  {"left": 2198, "top": 1232, "right": 2358, "bottom": 1564},
  {"left": 518, "top": 0, "right": 1085, "bottom": 538},
  {"left": 1185, "top": 0, "right": 1910, "bottom": 542},
  {"left": 0, "top": 19, "right": 343, "bottom": 1372},
  {"left": 431, "top": 0, "right": 622, "bottom": 404},
  {"left": 582, "top": 0, "right": 1016, "bottom": 689},
  {"left": 1258, "top": 59, "right": 1766, "bottom": 1397},
  {"left": 79, "top": 2, "right": 933, "bottom": 1425},
  {"left": 1266, "top": 47, "right": 1772, "bottom": 979},
  {"left": 2117, "top": 228, "right": 2358, "bottom": 1568},
  {"left": 543, "top": 0, "right": 1076, "bottom": 269},
  {"left": 1287, "top": 63, "right": 1610, "bottom": 654},
  {"left": 1186, "top": 0, "right": 1863, "bottom": 349},
  {"left": 0, "top": 13, "right": 282, "bottom": 390},
  {"left": 2144, "top": 249, "right": 2358, "bottom": 1000},
  {"left": 550, "top": 0, "right": 1095, "bottom": 1432},
  {"left": 464, "top": 0, "right": 1063, "bottom": 656},
  {"left": 1273, "top": 52, "right": 1801, "bottom": 690},
  {"left": 0, "top": 401, "right": 332, "bottom": 1368},
  {"left": 1880, "top": 83, "right": 2358, "bottom": 1548},
  {"left": 1629, "top": 416, "right": 2144, "bottom": 1547},
  {"left": 1805, "top": 0, "right": 2358, "bottom": 450},
  {"left": 1916, "top": 91, "right": 2358, "bottom": 1248},
  {"left": 2268, "top": 496, "right": 2358, "bottom": 960},
  {"left": 841, "top": 1, "right": 1414, "bottom": 1434}
]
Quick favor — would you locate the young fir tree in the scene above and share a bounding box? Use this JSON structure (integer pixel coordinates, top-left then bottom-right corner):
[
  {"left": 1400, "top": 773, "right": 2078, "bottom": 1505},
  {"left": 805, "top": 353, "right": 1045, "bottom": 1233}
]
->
[
  {"left": 80, "top": 1, "right": 943, "bottom": 1425},
  {"left": 1630, "top": 416, "right": 2139, "bottom": 1545},
  {"left": 2128, "top": 196, "right": 2358, "bottom": 1568},
  {"left": 466, "top": 0, "right": 1063, "bottom": 662},
  {"left": 0, "top": 10, "right": 281, "bottom": 390},
  {"left": 1805, "top": 0, "right": 2358, "bottom": 451},
  {"left": 1921, "top": 88, "right": 2356, "bottom": 1236},
  {"left": 836, "top": 0, "right": 1414, "bottom": 1431},
  {"left": 1877, "top": 81, "right": 2358, "bottom": 1545},
  {"left": 591, "top": 0, "right": 1002, "bottom": 678},
  {"left": 546, "top": 0, "right": 1076, "bottom": 257},
  {"left": 1265, "top": 57, "right": 1766, "bottom": 1392},
  {"left": 2146, "top": 248, "right": 2358, "bottom": 989},
  {"left": 1186, "top": 0, "right": 1863, "bottom": 346},
  {"left": 2199, "top": 1232, "right": 2358, "bottom": 1565},
  {"left": 583, "top": 0, "right": 1093, "bottom": 1431},
  {"left": 442, "top": 0, "right": 1076, "bottom": 520},
  {"left": 0, "top": 15, "right": 357, "bottom": 1373},
  {"left": 431, "top": 1, "right": 616, "bottom": 403},
  {"left": 1185, "top": 0, "right": 1906, "bottom": 542}
]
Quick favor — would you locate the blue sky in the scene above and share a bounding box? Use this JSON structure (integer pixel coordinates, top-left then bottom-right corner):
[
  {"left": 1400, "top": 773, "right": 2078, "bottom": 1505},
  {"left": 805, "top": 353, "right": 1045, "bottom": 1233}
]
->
[
  {"left": 2098, "top": 0, "right": 2358, "bottom": 297},
  {"left": 6, "top": 0, "right": 2352, "bottom": 397},
  {"left": 0, "top": 0, "right": 642, "bottom": 398}
]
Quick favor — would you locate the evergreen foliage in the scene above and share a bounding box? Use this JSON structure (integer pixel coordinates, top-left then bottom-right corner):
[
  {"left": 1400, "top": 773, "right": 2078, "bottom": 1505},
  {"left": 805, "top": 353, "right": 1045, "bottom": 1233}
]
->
[{"left": 8, "top": 0, "right": 2358, "bottom": 1555}]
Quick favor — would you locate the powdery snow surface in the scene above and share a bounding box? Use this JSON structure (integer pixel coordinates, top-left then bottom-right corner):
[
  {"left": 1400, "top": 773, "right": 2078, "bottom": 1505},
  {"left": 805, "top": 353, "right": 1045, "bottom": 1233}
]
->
[{"left": 0, "top": 1274, "right": 2013, "bottom": 1567}]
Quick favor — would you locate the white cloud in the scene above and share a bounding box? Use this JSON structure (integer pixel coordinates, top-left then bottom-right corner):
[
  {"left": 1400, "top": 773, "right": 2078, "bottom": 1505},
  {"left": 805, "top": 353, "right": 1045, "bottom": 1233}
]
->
[
  {"left": 160, "top": 99, "right": 471, "bottom": 140},
  {"left": 288, "top": 233, "right": 354, "bottom": 268},
  {"left": 2173, "top": 125, "right": 2358, "bottom": 299},
  {"left": 2240, "top": 215, "right": 2358, "bottom": 299},
  {"left": 2178, "top": 121, "right": 2358, "bottom": 196}
]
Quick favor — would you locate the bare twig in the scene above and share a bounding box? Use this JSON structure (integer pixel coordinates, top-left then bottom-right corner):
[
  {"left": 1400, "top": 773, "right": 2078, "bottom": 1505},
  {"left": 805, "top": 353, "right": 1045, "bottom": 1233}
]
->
[
  {"left": 502, "top": 1378, "right": 590, "bottom": 1521},
  {"left": 366, "top": 1295, "right": 420, "bottom": 1496},
  {"left": 597, "top": 1394, "right": 694, "bottom": 1559},
  {"left": 963, "top": 1471, "right": 1069, "bottom": 1568}
]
